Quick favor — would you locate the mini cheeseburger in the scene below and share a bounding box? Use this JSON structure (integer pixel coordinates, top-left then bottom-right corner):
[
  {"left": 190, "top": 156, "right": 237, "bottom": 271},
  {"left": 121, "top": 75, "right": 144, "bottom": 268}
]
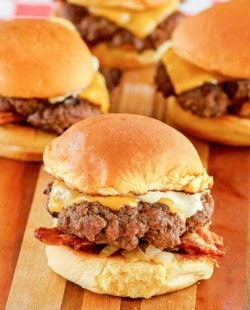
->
[
  {"left": 35, "top": 114, "right": 224, "bottom": 298},
  {"left": 57, "top": 0, "right": 184, "bottom": 90},
  {"left": 155, "top": 0, "right": 250, "bottom": 146},
  {"left": 0, "top": 19, "right": 109, "bottom": 161}
]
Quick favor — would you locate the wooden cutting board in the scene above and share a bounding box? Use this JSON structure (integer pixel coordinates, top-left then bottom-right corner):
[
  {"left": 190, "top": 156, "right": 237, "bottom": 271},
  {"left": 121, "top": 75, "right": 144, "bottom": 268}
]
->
[{"left": 2, "top": 68, "right": 250, "bottom": 310}]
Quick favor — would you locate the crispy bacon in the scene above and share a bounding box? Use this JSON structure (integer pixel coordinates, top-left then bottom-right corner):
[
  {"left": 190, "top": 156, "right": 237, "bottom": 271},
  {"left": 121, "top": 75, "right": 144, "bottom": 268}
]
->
[
  {"left": 35, "top": 226, "right": 225, "bottom": 258},
  {"left": 0, "top": 111, "right": 24, "bottom": 124},
  {"left": 180, "top": 226, "right": 225, "bottom": 257},
  {"left": 34, "top": 227, "right": 93, "bottom": 250}
]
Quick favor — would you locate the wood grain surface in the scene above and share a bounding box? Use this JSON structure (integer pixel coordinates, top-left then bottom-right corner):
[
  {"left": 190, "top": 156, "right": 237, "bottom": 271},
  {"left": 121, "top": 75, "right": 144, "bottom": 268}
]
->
[{"left": 2, "top": 69, "right": 250, "bottom": 310}]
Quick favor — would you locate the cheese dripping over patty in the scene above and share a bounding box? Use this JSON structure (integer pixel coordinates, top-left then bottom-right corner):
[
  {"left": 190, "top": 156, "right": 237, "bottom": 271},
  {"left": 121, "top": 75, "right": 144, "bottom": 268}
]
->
[{"left": 48, "top": 180, "right": 204, "bottom": 220}]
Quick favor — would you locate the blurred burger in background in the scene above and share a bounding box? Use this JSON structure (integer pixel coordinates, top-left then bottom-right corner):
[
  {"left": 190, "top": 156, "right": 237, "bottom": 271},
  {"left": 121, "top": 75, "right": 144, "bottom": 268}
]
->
[
  {"left": 35, "top": 114, "right": 224, "bottom": 299},
  {"left": 0, "top": 19, "right": 109, "bottom": 161},
  {"left": 155, "top": 0, "right": 250, "bottom": 146},
  {"left": 57, "top": 0, "right": 184, "bottom": 92}
]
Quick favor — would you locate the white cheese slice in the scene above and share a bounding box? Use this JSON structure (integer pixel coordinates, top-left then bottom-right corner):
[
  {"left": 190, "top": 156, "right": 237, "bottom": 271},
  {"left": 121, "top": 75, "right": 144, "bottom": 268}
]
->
[
  {"left": 139, "top": 191, "right": 203, "bottom": 219},
  {"left": 48, "top": 181, "right": 204, "bottom": 220}
]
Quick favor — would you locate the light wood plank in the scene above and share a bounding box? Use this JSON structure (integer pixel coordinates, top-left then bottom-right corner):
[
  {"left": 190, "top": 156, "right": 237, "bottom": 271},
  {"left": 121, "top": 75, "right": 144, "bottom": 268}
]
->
[
  {"left": 61, "top": 281, "right": 84, "bottom": 310},
  {"left": 0, "top": 159, "right": 40, "bottom": 308},
  {"left": 141, "top": 286, "right": 197, "bottom": 310},
  {"left": 196, "top": 146, "right": 250, "bottom": 310},
  {"left": 115, "top": 66, "right": 156, "bottom": 116},
  {"left": 81, "top": 290, "right": 121, "bottom": 310},
  {"left": 120, "top": 298, "right": 141, "bottom": 310},
  {"left": 6, "top": 168, "right": 66, "bottom": 310}
]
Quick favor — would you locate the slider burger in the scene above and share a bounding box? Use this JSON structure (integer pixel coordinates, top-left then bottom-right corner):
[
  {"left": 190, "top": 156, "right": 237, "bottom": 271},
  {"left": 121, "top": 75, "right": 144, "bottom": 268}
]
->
[
  {"left": 35, "top": 114, "right": 224, "bottom": 298},
  {"left": 0, "top": 19, "right": 109, "bottom": 161},
  {"left": 155, "top": 0, "right": 250, "bottom": 146},
  {"left": 57, "top": 0, "right": 184, "bottom": 91}
]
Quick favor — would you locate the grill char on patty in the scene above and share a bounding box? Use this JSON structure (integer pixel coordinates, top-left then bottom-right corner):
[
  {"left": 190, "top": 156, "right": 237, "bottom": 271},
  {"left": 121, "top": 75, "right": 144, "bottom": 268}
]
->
[
  {"left": 45, "top": 182, "right": 214, "bottom": 251},
  {"left": 0, "top": 96, "right": 101, "bottom": 134},
  {"left": 155, "top": 63, "right": 250, "bottom": 117},
  {"left": 59, "top": 1, "right": 184, "bottom": 52}
]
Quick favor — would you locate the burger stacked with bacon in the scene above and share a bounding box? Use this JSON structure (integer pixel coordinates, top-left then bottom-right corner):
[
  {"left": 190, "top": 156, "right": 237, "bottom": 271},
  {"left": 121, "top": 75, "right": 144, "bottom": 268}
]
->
[{"left": 35, "top": 114, "right": 224, "bottom": 299}]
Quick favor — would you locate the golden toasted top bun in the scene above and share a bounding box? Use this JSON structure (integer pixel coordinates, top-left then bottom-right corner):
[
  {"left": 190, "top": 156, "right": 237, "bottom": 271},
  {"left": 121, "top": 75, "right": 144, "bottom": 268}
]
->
[
  {"left": 46, "top": 245, "right": 214, "bottom": 298},
  {"left": 173, "top": 0, "right": 250, "bottom": 79},
  {"left": 0, "top": 19, "right": 94, "bottom": 98},
  {"left": 44, "top": 114, "right": 212, "bottom": 195},
  {"left": 68, "top": 0, "right": 175, "bottom": 10},
  {"left": 0, "top": 124, "right": 56, "bottom": 161},
  {"left": 167, "top": 97, "right": 250, "bottom": 147}
]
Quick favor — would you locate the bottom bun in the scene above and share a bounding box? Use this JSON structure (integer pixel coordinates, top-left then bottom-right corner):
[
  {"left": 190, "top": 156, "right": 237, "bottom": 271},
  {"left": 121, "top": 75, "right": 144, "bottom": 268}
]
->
[
  {"left": 91, "top": 41, "right": 171, "bottom": 69},
  {"left": 46, "top": 245, "right": 215, "bottom": 298},
  {"left": 0, "top": 124, "right": 56, "bottom": 161},
  {"left": 167, "top": 97, "right": 250, "bottom": 146}
]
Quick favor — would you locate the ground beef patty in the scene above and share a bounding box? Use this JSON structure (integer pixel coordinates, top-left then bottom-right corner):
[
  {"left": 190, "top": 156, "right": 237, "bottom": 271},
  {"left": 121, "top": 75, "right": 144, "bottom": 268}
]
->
[
  {"left": 100, "top": 67, "right": 122, "bottom": 91},
  {"left": 55, "top": 191, "right": 213, "bottom": 251},
  {"left": 59, "top": 1, "right": 184, "bottom": 52},
  {"left": 0, "top": 96, "right": 101, "bottom": 134},
  {"left": 155, "top": 63, "right": 250, "bottom": 117}
]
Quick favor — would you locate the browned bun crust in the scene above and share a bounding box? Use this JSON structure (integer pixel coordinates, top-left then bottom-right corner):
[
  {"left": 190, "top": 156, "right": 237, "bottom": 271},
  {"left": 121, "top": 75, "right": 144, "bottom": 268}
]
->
[
  {"left": 91, "top": 42, "right": 171, "bottom": 69},
  {"left": 0, "top": 124, "right": 56, "bottom": 161},
  {"left": 173, "top": 0, "right": 250, "bottom": 79},
  {"left": 68, "top": 0, "right": 175, "bottom": 10},
  {"left": 167, "top": 97, "right": 250, "bottom": 147},
  {"left": 44, "top": 114, "right": 212, "bottom": 195},
  {"left": 46, "top": 245, "right": 215, "bottom": 298},
  {"left": 0, "top": 19, "right": 94, "bottom": 98}
]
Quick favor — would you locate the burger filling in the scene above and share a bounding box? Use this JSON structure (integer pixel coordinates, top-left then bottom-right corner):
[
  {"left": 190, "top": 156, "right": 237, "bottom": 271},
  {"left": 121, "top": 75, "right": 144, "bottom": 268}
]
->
[
  {"left": 156, "top": 50, "right": 250, "bottom": 118},
  {"left": 35, "top": 181, "right": 224, "bottom": 257},
  {"left": 100, "top": 67, "right": 122, "bottom": 91},
  {"left": 59, "top": 1, "right": 184, "bottom": 52},
  {"left": 0, "top": 72, "right": 109, "bottom": 134},
  {"left": 0, "top": 96, "right": 100, "bottom": 134}
]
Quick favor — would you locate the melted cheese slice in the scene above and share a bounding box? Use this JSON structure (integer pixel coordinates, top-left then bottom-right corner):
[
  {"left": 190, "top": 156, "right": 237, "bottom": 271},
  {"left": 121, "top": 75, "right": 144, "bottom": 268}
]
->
[
  {"left": 48, "top": 181, "right": 139, "bottom": 213},
  {"left": 139, "top": 191, "right": 203, "bottom": 220},
  {"left": 162, "top": 49, "right": 227, "bottom": 94},
  {"left": 48, "top": 181, "right": 204, "bottom": 220},
  {"left": 48, "top": 72, "right": 109, "bottom": 112},
  {"left": 79, "top": 71, "right": 110, "bottom": 113},
  {"left": 89, "top": 0, "right": 180, "bottom": 38}
]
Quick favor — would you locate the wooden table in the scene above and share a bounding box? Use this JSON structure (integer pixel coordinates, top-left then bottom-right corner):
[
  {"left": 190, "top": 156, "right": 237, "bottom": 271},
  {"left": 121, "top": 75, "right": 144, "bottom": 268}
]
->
[{"left": 1, "top": 69, "right": 250, "bottom": 309}]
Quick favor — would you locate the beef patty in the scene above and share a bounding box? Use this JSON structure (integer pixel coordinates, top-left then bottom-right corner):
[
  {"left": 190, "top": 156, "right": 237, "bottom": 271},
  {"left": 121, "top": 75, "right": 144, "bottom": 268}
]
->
[
  {"left": 100, "top": 67, "right": 122, "bottom": 91},
  {"left": 155, "top": 63, "right": 250, "bottom": 117},
  {"left": 0, "top": 96, "right": 101, "bottom": 134},
  {"left": 49, "top": 190, "right": 213, "bottom": 251},
  {"left": 59, "top": 1, "right": 184, "bottom": 52}
]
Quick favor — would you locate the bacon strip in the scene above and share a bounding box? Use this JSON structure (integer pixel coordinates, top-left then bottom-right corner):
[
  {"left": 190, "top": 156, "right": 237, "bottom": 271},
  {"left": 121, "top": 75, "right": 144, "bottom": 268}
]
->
[
  {"left": 34, "top": 227, "right": 93, "bottom": 250},
  {"left": 35, "top": 226, "right": 225, "bottom": 257},
  {"left": 180, "top": 226, "right": 225, "bottom": 257},
  {"left": 0, "top": 111, "right": 24, "bottom": 124}
]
